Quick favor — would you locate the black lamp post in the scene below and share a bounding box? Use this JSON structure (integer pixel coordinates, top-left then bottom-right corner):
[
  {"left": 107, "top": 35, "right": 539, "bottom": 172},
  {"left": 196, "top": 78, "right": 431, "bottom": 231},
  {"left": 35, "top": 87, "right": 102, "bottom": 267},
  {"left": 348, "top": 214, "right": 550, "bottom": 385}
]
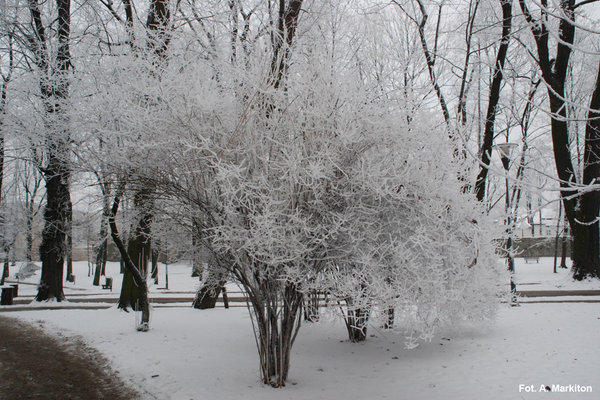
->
[{"left": 497, "top": 142, "right": 518, "bottom": 306}]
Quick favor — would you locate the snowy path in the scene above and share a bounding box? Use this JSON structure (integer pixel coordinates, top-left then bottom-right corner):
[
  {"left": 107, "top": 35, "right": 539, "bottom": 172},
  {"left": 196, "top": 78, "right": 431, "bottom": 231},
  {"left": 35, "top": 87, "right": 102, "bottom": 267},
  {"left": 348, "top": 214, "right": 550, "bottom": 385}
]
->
[{"left": 0, "top": 315, "right": 142, "bottom": 400}]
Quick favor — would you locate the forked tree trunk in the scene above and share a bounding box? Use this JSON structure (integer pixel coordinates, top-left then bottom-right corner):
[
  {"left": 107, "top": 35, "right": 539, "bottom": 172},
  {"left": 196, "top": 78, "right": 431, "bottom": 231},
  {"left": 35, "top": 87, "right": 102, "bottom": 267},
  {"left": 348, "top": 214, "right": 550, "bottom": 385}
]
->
[
  {"left": 119, "top": 221, "right": 152, "bottom": 310},
  {"left": 244, "top": 280, "right": 303, "bottom": 387},
  {"left": 109, "top": 191, "right": 150, "bottom": 330},
  {"left": 344, "top": 306, "right": 370, "bottom": 342},
  {"left": 474, "top": 0, "right": 512, "bottom": 202},
  {"left": 118, "top": 190, "right": 153, "bottom": 311}
]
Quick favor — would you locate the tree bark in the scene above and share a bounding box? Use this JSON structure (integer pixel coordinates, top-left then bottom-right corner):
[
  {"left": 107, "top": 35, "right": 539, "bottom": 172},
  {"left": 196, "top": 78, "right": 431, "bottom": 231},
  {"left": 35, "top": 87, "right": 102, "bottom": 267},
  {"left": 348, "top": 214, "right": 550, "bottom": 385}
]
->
[
  {"left": 93, "top": 217, "right": 107, "bottom": 287},
  {"left": 115, "top": 0, "right": 171, "bottom": 305},
  {"left": 192, "top": 279, "right": 224, "bottom": 309},
  {"left": 26, "top": 201, "right": 34, "bottom": 262},
  {"left": 519, "top": 0, "right": 599, "bottom": 279},
  {"left": 243, "top": 279, "right": 302, "bottom": 387},
  {"left": 66, "top": 193, "right": 74, "bottom": 282},
  {"left": 344, "top": 306, "right": 369, "bottom": 342},
  {"left": 191, "top": 219, "right": 202, "bottom": 278},
  {"left": 37, "top": 156, "right": 69, "bottom": 301},
  {"left": 0, "top": 77, "right": 8, "bottom": 285},
  {"left": 474, "top": 0, "right": 512, "bottom": 202},
  {"left": 31, "top": 0, "right": 72, "bottom": 302},
  {"left": 572, "top": 59, "right": 600, "bottom": 279},
  {"left": 109, "top": 190, "right": 150, "bottom": 330},
  {"left": 151, "top": 245, "right": 159, "bottom": 284},
  {"left": 118, "top": 190, "right": 153, "bottom": 311}
]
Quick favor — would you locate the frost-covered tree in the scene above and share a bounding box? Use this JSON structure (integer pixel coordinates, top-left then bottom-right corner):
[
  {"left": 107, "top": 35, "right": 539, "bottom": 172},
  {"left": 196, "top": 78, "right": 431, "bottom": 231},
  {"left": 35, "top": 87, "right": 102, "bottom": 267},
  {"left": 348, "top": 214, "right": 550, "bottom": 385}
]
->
[
  {"left": 22, "top": 0, "right": 74, "bottom": 302},
  {"left": 123, "top": 1, "right": 504, "bottom": 386},
  {"left": 45, "top": 0, "right": 503, "bottom": 384},
  {"left": 518, "top": 0, "right": 600, "bottom": 279}
]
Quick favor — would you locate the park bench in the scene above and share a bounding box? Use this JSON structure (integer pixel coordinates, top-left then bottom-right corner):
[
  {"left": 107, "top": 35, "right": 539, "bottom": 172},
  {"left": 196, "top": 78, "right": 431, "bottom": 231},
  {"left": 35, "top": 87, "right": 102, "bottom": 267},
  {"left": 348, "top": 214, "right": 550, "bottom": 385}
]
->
[
  {"left": 524, "top": 257, "right": 540, "bottom": 264},
  {"left": 101, "top": 277, "right": 113, "bottom": 291}
]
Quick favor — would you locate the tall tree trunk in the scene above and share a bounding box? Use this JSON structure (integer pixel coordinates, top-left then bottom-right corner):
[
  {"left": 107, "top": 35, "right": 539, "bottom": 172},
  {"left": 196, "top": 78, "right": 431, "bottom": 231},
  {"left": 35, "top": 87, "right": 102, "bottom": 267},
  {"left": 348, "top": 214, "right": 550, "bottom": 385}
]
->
[
  {"left": 93, "top": 238, "right": 106, "bottom": 286},
  {"left": 572, "top": 60, "right": 600, "bottom": 279},
  {"left": 519, "top": 0, "right": 599, "bottom": 279},
  {"left": 65, "top": 193, "right": 74, "bottom": 282},
  {"left": 118, "top": 190, "right": 153, "bottom": 311},
  {"left": 474, "top": 0, "right": 512, "bottom": 201},
  {"left": 93, "top": 195, "right": 110, "bottom": 286},
  {"left": 0, "top": 65, "right": 9, "bottom": 285},
  {"left": 115, "top": 0, "right": 171, "bottom": 307},
  {"left": 37, "top": 156, "right": 70, "bottom": 301},
  {"left": 26, "top": 201, "right": 34, "bottom": 262},
  {"left": 191, "top": 219, "right": 202, "bottom": 278},
  {"left": 31, "top": 0, "right": 72, "bottom": 302},
  {"left": 109, "top": 190, "right": 150, "bottom": 330},
  {"left": 560, "top": 221, "right": 569, "bottom": 269},
  {"left": 151, "top": 245, "right": 159, "bottom": 284}
]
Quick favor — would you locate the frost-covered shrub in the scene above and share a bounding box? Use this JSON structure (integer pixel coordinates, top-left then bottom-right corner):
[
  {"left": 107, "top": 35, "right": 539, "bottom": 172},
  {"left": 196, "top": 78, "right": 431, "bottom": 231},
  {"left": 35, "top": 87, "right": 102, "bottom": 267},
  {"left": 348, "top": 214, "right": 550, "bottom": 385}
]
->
[
  {"left": 171, "top": 53, "right": 504, "bottom": 363},
  {"left": 108, "top": 2, "right": 505, "bottom": 385}
]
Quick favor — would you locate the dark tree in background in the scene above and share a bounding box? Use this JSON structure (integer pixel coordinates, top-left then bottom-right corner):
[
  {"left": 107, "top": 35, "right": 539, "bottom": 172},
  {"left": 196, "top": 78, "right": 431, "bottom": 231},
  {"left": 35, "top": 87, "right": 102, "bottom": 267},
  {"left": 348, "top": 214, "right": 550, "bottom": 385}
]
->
[
  {"left": 112, "top": 0, "right": 171, "bottom": 311},
  {"left": 27, "top": 0, "right": 73, "bottom": 302},
  {"left": 0, "top": 25, "right": 13, "bottom": 286},
  {"left": 474, "top": 0, "right": 512, "bottom": 202},
  {"left": 519, "top": 0, "right": 600, "bottom": 279}
]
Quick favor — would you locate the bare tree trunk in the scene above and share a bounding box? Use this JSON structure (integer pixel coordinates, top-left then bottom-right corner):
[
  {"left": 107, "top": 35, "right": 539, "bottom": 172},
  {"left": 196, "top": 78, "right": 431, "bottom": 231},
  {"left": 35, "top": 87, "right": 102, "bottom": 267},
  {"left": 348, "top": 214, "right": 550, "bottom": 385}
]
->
[
  {"left": 192, "top": 278, "right": 224, "bottom": 309},
  {"left": 66, "top": 194, "right": 74, "bottom": 282},
  {"left": 191, "top": 219, "right": 202, "bottom": 278},
  {"left": 560, "top": 221, "right": 569, "bottom": 269},
  {"left": 109, "top": 190, "right": 150, "bottom": 330},
  {"left": 118, "top": 190, "right": 153, "bottom": 311},
  {"left": 115, "top": 0, "right": 171, "bottom": 304},
  {"left": 343, "top": 305, "right": 370, "bottom": 342},
  {"left": 26, "top": 202, "right": 34, "bottom": 261},
  {"left": 32, "top": 0, "right": 72, "bottom": 302},
  {"left": 474, "top": 0, "right": 512, "bottom": 202},
  {"left": 151, "top": 245, "right": 159, "bottom": 285},
  {"left": 37, "top": 156, "right": 69, "bottom": 301},
  {"left": 243, "top": 278, "right": 303, "bottom": 387},
  {"left": 0, "top": 14, "right": 13, "bottom": 286},
  {"left": 93, "top": 222, "right": 107, "bottom": 287},
  {"left": 520, "top": 0, "right": 599, "bottom": 279},
  {"left": 572, "top": 59, "right": 600, "bottom": 279}
]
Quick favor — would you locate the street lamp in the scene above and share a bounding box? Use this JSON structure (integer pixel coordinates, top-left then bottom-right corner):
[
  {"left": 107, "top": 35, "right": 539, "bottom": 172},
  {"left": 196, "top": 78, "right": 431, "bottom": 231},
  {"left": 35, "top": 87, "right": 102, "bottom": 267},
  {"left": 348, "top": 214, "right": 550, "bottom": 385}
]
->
[{"left": 496, "top": 142, "right": 519, "bottom": 306}]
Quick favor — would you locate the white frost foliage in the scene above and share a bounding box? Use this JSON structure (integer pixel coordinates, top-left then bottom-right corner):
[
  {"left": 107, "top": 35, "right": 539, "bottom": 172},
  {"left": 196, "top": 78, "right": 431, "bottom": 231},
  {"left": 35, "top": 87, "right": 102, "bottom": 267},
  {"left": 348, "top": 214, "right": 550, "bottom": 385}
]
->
[
  {"left": 313, "top": 105, "right": 503, "bottom": 348},
  {"left": 113, "top": 5, "right": 505, "bottom": 348},
  {"left": 165, "top": 51, "right": 505, "bottom": 348}
]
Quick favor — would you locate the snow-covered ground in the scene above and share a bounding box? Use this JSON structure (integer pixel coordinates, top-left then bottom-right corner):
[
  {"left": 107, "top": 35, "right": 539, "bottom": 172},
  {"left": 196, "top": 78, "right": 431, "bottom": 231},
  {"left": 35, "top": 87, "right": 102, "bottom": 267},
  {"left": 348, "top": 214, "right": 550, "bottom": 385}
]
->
[
  {"left": 514, "top": 258, "right": 600, "bottom": 291},
  {"left": 3, "top": 257, "right": 600, "bottom": 399}
]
